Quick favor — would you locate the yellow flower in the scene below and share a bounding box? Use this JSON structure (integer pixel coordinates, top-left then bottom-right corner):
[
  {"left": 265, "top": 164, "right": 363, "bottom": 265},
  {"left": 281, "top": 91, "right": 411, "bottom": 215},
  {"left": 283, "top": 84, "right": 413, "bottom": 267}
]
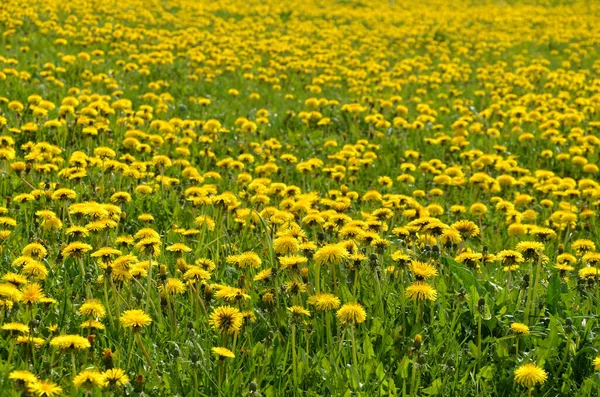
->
[
  {"left": 73, "top": 369, "right": 107, "bottom": 389},
  {"left": 514, "top": 363, "right": 547, "bottom": 388},
  {"left": 273, "top": 235, "right": 300, "bottom": 255},
  {"left": 451, "top": 220, "right": 480, "bottom": 238},
  {"left": 209, "top": 305, "right": 243, "bottom": 335},
  {"left": 510, "top": 322, "right": 530, "bottom": 335},
  {"left": 9, "top": 369, "right": 37, "bottom": 385},
  {"left": 593, "top": 356, "right": 600, "bottom": 372},
  {"left": 307, "top": 293, "right": 341, "bottom": 311},
  {"left": 101, "top": 368, "right": 129, "bottom": 387},
  {"left": 120, "top": 309, "right": 152, "bottom": 330},
  {"left": 212, "top": 346, "right": 235, "bottom": 358},
  {"left": 166, "top": 243, "right": 192, "bottom": 253},
  {"left": 405, "top": 281, "right": 438, "bottom": 301},
  {"left": 0, "top": 284, "right": 23, "bottom": 302},
  {"left": 20, "top": 283, "right": 46, "bottom": 304},
  {"left": 50, "top": 334, "right": 91, "bottom": 350},
  {"left": 314, "top": 244, "right": 350, "bottom": 266},
  {"left": 288, "top": 305, "right": 311, "bottom": 317},
  {"left": 61, "top": 242, "right": 93, "bottom": 258},
  {"left": 409, "top": 261, "right": 438, "bottom": 279},
  {"left": 157, "top": 278, "right": 185, "bottom": 296},
  {"left": 226, "top": 252, "right": 262, "bottom": 269},
  {"left": 2, "top": 322, "right": 30, "bottom": 335},
  {"left": 183, "top": 266, "right": 211, "bottom": 283},
  {"left": 28, "top": 380, "right": 63, "bottom": 397},
  {"left": 336, "top": 302, "right": 366, "bottom": 324}
]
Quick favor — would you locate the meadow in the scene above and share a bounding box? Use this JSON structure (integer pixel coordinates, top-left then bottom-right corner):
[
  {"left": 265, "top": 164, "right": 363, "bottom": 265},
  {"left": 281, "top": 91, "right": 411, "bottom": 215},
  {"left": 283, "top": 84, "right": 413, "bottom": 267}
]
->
[{"left": 1, "top": 0, "right": 600, "bottom": 395}]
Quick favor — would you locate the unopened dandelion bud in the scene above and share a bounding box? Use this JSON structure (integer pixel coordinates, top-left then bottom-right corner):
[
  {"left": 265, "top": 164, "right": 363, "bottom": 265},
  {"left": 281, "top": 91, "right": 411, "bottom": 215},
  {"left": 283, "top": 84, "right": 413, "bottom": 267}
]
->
[
  {"left": 204, "top": 283, "right": 214, "bottom": 302},
  {"left": 413, "top": 340, "right": 421, "bottom": 350},
  {"left": 87, "top": 334, "right": 95, "bottom": 349},
  {"left": 176, "top": 258, "right": 188, "bottom": 272},
  {"left": 301, "top": 267, "right": 309, "bottom": 283},
  {"left": 102, "top": 348, "right": 114, "bottom": 369},
  {"left": 134, "top": 374, "right": 144, "bottom": 393}
]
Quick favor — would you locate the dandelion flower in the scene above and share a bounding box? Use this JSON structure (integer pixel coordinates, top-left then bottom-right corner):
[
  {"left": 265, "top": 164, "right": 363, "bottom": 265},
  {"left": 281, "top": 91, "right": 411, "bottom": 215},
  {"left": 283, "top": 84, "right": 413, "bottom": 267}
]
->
[
  {"left": 61, "top": 242, "right": 93, "bottom": 258},
  {"left": 307, "top": 293, "right": 341, "bottom": 311},
  {"left": 510, "top": 322, "right": 530, "bottom": 335},
  {"left": 212, "top": 346, "right": 235, "bottom": 359},
  {"left": 209, "top": 305, "right": 243, "bottom": 334},
  {"left": 79, "top": 299, "right": 106, "bottom": 319},
  {"left": 73, "top": 369, "right": 107, "bottom": 389},
  {"left": 28, "top": 380, "right": 63, "bottom": 397},
  {"left": 336, "top": 302, "right": 366, "bottom": 324},
  {"left": 288, "top": 305, "right": 311, "bottom": 318},
  {"left": 314, "top": 244, "right": 350, "bottom": 266},
  {"left": 120, "top": 309, "right": 152, "bottom": 331},
  {"left": 514, "top": 363, "right": 547, "bottom": 388},
  {"left": 405, "top": 281, "right": 438, "bottom": 301},
  {"left": 50, "top": 334, "right": 90, "bottom": 350},
  {"left": 101, "top": 368, "right": 129, "bottom": 387},
  {"left": 593, "top": 356, "right": 600, "bottom": 372},
  {"left": 409, "top": 261, "right": 438, "bottom": 279},
  {"left": 20, "top": 283, "right": 46, "bottom": 304},
  {"left": 9, "top": 369, "right": 37, "bottom": 385}
]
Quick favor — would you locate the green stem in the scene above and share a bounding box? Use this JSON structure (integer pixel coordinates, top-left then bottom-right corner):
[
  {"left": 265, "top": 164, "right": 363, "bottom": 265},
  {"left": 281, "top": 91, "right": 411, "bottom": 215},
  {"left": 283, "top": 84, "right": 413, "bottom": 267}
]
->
[
  {"left": 351, "top": 325, "right": 358, "bottom": 370},
  {"left": 291, "top": 323, "right": 298, "bottom": 390}
]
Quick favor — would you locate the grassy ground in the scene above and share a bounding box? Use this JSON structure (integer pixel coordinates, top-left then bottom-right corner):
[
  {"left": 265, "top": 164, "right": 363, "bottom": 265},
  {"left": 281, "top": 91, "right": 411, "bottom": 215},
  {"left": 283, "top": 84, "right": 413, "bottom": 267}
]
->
[{"left": 1, "top": 0, "right": 600, "bottom": 395}]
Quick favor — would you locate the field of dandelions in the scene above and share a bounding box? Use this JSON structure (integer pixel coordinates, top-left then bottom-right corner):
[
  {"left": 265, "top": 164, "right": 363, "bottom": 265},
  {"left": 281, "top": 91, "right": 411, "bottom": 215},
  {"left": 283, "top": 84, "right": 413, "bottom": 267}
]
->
[{"left": 1, "top": 0, "right": 600, "bottom": 396}]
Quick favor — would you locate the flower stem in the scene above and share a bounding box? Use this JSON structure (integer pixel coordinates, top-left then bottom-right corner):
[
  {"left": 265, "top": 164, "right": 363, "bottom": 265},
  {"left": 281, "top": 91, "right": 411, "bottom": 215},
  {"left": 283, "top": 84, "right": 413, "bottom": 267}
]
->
[{"left": 291, "top": 323, "right": 298, "bottom": 390}]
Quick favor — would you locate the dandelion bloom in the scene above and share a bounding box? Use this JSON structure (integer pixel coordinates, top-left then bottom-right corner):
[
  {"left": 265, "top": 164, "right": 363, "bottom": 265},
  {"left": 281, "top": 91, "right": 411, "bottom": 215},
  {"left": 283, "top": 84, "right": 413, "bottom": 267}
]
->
[
  {"left": 409, "top": 261, "right": 438, "bottom": 279},
  {"left": 593, "top": 356, "right": 600, "bottom": 372},
  {"left": 79, "top": 299, "right": 106, "bottom": 319},
  {"left": 50, "top": 334, "right": 91, "bottom": 350},
  {"left": 288, "top": 305, "right": 311, "bottom": 318},
  {"left": 166, "top": 243, "right": 192, "bottom": 254},
  {"left": 183, "top": 266, "right": 211, "bottom": 283},
  {"left": 101, "top": 368, "right": 129, "bottom": 387},
  {"left": 307, "top": 293, "right": 341, "bottom": 311},
  {"left": 314, "top": 244, "right": 350, "bottom": 266},
  {"left": 226, "top": 252, "right": 262, "bottom": 269},
  {"left": 510, "top": 322, "right": 530, "bottom": 335},
  {"left": 28, "top": 380, "right": 63, "bottom": 397},
  {"left": 119, "top": 309, "right": 152, "bottom": 331},
  {"left": 273, "top": 235, "right": 300, "bottom": 255},
  {"left": 160, "top": 278, "right": 186, "bottom": 295},
  {"left": 9, "top": 370, "right": 37, "bottom": 385},
  {"left": 514, "top": 363, "right": 547, "bottom": 388},
  {"left": 73, "top": 369, "right": 107, "bottom": 389},
  {"left": 405, "top": 281, "right": 438, "bottom": 301},
  {"left": 20, "top": 283, "right": 46, "bottom": 304},
  {"left": 515, "top": 241, "right": 545, "bottom": 260},
  {"left": 212, "top": 346, "right": 235, "bottom": 359},
  {"left": 451, "top": 220, "right": 480, "bottom": 238},
  {"left": 209, "top": 305, "right": 244, "bottom": 334},
  {"left": 61, "top": 242, "right": 93, "bottom": 258},
  {"left": 336, "top": 302, "right": 366, "bottom": 324},
  {"left": 2, "top": 322, "right": 30, "bottom": 335}
]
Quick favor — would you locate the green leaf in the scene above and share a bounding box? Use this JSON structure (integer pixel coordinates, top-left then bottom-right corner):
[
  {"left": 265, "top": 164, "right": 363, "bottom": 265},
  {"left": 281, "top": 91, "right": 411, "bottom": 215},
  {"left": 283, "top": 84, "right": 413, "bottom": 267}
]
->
[
  {"left": 443, "top": 257, "right": 479, "bottom": 292},
  {"left": 468, "top": 341, "right": 479, "bottom": 358},
  {"left": 399, "top": 356, "right": 410, "bottom": 379},
  {"left": 363, "top": 336, "right": 375, "bottom": 359},
  {"left": 422, "top": 378, "right": 443, "bottom": 395},
  {"left": 547, "top": 274, "right": 561, "bottom": 314},
  {"left": 477, "top": 365, "right": 494, "bottom": 380},
  {"left": 496, "top": 341, "right": 509, "bottom": 358}
]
